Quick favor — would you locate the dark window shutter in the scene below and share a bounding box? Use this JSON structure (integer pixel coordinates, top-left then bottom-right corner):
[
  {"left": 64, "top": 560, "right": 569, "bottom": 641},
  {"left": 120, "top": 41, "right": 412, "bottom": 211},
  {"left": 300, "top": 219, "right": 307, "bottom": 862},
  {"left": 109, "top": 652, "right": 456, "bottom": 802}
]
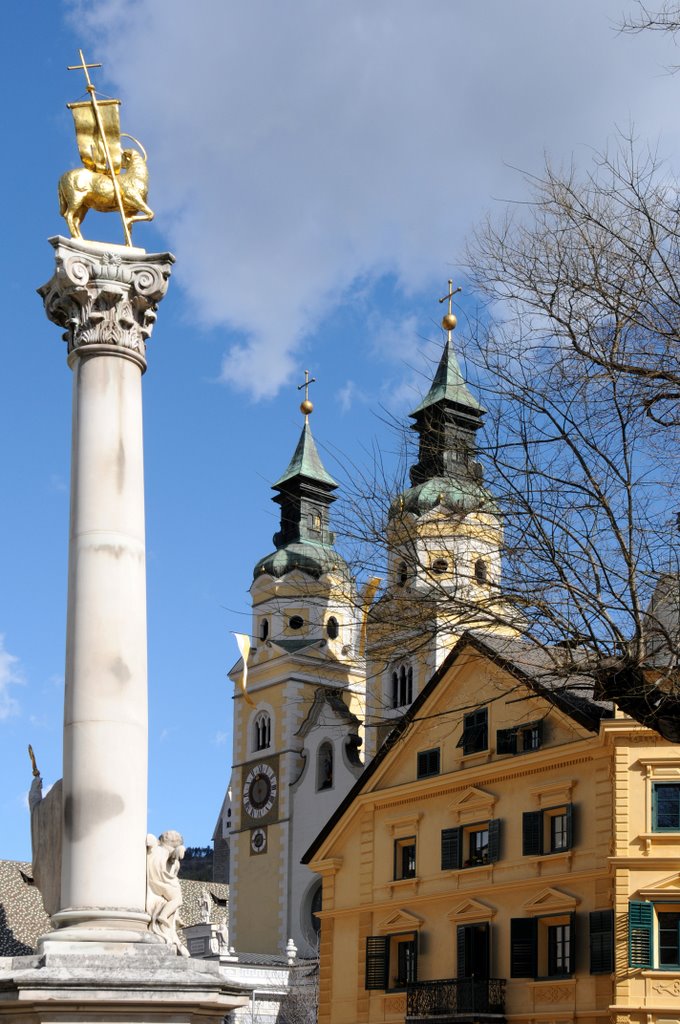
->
[
  {"left": 590, "top": 909, "right": 614, "bottom": 974},
  {"left": 412, "top": 933, "right": 419, "bottom": 983},
  {"left": 497, "top": 727, "right": 517, "bottom": 755},
  {"left": 522, "top": 810, "right": 543, "bottom": 855},
  {"left": 567, "top": 912, "right": 576, "bottom": 976},
  {"left": 417, "top": 748, "right": 440, "bottom": 778},
  {"left": 565, "top": 803, "right": 574, "bottom": 850},
  {"left": 457, "top": 925, "right": 467, "bottom": 978},
  {"left": 365, "top": 935, "right": 389, "bottom": 989},
  {"left": 441, "top": 827, "right": 461, "bottom": 870},
  {"left": 511, "top": 918, "right": 537, "bottom": 978},
  {"left": 629, "top": 901, "right": 654, "bottom": 968},
  {"left": 488, "top": 819, "right": 501, "bottom": 863}
]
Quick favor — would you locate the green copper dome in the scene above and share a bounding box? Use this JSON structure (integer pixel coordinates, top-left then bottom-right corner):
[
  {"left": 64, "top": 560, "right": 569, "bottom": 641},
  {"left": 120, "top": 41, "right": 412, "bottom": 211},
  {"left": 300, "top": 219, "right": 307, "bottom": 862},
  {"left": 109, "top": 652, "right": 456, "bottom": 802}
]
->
[{"left": 395, "top": 475, "right": 496, "bottom": 518}]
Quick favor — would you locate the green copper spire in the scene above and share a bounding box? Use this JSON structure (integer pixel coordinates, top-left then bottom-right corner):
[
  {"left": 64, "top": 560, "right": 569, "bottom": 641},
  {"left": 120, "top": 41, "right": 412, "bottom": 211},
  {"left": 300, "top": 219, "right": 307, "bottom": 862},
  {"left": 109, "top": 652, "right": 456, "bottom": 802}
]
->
[
  {"left": 254, "top": 384, "right": 348, "bottom": 580},
  {"left": 409, "top": 338, "right": 482, "bottom": 417},
  {"left": 273, "top": 421, "right": 338, "bottom": 489},
  {"left": 394, "top": 282, "right": 492, "bottom": 518}
]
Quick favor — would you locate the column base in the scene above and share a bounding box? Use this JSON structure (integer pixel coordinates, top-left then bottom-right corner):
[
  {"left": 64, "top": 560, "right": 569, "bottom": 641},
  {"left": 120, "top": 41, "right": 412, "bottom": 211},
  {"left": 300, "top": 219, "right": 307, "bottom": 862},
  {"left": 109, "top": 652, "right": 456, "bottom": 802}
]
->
[{"left": 38, "top": 909, "right": 155, "bottom": 953}]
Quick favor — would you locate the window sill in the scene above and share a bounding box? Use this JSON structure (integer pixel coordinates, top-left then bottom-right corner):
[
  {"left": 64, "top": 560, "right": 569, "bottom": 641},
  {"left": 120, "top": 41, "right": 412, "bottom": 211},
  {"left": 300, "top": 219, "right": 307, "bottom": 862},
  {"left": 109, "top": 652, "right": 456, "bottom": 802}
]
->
[
  {"left": 460, "top": 751, "right": 491, "bottom": 766},
  {"left": 530, "top": 976, "right": 575, "bottom": 986},
  {"left": 525, "top": 849, "right": 573, "bottom": 868},
  {"left": 387, "top": 877, "right": 420, "bottom": 894},
  {"left": 639, "top": 831, "right": 680, "bottom": 855}
]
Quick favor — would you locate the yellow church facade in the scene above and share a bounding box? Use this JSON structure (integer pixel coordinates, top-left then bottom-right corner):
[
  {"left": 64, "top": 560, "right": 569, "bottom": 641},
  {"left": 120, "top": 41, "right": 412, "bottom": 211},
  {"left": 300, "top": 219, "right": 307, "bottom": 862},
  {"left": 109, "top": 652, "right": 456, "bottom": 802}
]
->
[{"left": 305, "top": 632, "right": 680, "bottom": 1024}]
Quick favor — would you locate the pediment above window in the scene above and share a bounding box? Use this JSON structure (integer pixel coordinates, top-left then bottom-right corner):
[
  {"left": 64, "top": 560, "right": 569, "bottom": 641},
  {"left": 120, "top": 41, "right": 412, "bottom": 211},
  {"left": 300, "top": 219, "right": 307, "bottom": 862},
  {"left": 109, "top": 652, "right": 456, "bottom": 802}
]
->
[
  {"left": 447, "top": 898, "right": 496, "bottom": 922},
  {"left": 447, "top": 786, "right": 497, "bottom": 824},
  {"left": 376, "top": 908, "right": 424, "bottom": 933},
  {"left": 522, "top": 886, "right": 578, "bottom": 916},
  {"left": 638, "top": 871, "right": 680, "bottom": 900}
]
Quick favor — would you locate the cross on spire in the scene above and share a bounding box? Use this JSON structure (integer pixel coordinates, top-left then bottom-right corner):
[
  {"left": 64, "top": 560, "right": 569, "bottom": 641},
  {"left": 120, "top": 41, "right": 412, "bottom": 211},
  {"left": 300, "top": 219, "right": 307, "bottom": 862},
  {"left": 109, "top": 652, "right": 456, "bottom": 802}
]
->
[
  {"left": 297, "top": 369, "right": 317, "bottom": 421},
  {"left": 439, "top": 279, "right": 462, "bottom": 338}
]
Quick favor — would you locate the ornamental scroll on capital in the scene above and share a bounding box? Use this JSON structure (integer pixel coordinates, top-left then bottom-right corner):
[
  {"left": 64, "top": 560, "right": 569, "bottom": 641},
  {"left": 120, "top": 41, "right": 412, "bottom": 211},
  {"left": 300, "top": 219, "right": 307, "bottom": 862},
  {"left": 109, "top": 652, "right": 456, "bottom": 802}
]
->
[{"left": 38, "top": 238, "right": 174, "bottom": 371}]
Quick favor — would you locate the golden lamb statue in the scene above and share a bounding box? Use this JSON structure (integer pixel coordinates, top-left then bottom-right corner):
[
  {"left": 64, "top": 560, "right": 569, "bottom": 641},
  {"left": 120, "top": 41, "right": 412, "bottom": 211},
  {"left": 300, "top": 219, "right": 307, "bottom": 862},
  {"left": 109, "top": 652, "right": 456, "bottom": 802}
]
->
[{"left": 59, "top": 51, "right": 153, "bottom": 246}]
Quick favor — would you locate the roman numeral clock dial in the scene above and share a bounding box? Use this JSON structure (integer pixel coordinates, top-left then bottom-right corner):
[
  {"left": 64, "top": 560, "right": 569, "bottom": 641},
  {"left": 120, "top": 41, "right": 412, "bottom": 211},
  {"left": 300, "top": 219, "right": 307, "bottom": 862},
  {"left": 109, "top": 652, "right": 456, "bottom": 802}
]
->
[{"left": 243, "top": 763, "right": 278, "bottom": 819}]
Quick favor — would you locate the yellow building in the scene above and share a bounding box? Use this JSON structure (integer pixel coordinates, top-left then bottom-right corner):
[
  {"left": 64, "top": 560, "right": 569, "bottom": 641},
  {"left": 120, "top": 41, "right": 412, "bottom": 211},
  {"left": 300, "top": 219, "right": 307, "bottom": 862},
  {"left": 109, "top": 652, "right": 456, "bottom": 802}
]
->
[{"left": 305, "top": 631, "right": 680, "bottom": 1024}]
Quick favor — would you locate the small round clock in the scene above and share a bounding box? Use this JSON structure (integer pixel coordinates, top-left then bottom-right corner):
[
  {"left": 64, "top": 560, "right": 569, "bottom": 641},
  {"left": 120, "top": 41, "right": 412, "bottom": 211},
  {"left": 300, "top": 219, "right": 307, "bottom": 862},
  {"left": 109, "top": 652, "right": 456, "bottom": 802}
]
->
[
  {"left": 251, "top": 827, "right": 267, "bottom": 854},
  {"left": 243, "top": 762, "right": 278, "bottom": 818}
]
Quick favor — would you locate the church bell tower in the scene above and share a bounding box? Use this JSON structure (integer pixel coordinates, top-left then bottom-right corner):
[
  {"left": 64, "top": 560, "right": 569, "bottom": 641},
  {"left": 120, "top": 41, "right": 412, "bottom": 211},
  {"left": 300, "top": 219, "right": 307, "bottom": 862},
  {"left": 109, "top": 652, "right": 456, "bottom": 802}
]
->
[
  {"left": 224, "top": 377, "right": 365, "bottom": 957},
  {"left": 365, "top": 283, "right": 517, "bottom": 757}
]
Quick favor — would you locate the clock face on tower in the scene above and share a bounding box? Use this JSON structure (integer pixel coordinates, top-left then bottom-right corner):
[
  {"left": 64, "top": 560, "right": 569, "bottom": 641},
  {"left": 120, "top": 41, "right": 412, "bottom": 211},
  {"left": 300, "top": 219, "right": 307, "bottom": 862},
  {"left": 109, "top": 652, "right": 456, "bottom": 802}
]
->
[{"left": 242, "top": 762, "right": 278, "bottom": 819}]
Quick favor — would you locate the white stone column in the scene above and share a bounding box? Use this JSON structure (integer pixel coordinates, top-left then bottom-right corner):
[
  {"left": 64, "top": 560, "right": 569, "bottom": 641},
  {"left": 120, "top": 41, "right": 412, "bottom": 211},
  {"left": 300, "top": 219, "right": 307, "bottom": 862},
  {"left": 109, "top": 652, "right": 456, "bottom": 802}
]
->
[{"left": 38, "top": 237, "right": 174, "bottom": 942}]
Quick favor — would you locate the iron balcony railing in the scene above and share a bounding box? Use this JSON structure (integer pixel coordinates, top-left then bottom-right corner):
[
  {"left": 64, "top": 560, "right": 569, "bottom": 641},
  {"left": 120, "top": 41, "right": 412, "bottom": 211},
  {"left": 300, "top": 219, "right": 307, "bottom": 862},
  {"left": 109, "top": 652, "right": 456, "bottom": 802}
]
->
[{"left": 406, "top": 978, "right": 506, "bottom": 1019}]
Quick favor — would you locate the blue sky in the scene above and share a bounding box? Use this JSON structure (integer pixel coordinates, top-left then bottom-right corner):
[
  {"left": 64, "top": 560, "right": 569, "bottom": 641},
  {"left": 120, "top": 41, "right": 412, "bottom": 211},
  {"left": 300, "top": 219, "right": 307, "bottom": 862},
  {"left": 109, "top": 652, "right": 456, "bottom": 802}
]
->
[{"left": 1, "top": 1, "right": 678, "bottom": 860}]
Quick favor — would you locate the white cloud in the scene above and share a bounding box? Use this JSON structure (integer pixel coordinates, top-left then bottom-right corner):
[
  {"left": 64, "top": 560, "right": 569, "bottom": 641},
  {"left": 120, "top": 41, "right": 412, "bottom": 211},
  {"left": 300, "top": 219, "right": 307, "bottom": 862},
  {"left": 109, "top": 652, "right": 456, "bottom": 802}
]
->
[
  {"left": 0, "top": 635, "right": 22, "bottom": 720},
  {"left": 70, "top": 0, "right": 679, "bottom": 398},
  {"left": 215, "top": 730, "right": 229, "bottom": 746}
]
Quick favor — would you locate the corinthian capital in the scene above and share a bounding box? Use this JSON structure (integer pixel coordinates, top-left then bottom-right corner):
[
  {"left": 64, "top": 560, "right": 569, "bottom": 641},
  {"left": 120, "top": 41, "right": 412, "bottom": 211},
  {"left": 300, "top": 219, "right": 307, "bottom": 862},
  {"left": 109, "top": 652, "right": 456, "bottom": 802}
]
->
[{"left": 38, "top": 236, "right": 175, "bottom": 371}]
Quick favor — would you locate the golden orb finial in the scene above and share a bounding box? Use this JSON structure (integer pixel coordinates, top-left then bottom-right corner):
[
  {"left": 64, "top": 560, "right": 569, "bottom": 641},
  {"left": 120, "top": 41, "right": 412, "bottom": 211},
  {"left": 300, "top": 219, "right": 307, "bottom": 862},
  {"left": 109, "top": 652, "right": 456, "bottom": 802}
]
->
[
  {"left": 297, "top": 369, "right": 317, "bottom": 421},
  {"left": 438, "top": 278, "right": 462, "bottom": 336}
]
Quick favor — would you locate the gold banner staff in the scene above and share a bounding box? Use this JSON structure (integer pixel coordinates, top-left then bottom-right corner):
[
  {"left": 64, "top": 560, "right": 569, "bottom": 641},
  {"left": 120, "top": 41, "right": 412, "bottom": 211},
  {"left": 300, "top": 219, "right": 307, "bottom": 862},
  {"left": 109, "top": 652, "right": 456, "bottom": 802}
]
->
[{"left": 67, "top": 49, "right": 132, "bottom": 246}]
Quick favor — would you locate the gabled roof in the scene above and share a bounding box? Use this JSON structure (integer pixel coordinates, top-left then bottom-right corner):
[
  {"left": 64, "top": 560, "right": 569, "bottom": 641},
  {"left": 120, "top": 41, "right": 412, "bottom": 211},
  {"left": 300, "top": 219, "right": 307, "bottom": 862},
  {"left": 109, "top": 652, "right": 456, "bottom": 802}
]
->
[{"left": 302, "top": 630, "right": 613, "bottom": 864}]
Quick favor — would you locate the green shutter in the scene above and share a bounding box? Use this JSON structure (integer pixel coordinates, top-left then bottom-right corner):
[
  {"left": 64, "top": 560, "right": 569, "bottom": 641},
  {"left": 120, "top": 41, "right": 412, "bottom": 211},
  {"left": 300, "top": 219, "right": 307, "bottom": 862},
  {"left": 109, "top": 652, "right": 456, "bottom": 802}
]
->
[
  {"left": 510, "top": 918, "right": 537, "bottom": 978},
  {"left": 629, "top": 901, "right": 654, "bottom": 968},
  {"left": 590, "top": 909, "right": 614, "bottom": 974},
  {"left": 365, "top": 935, "right": 389, "bottom": 989},
  {"left": 442, "top": 827, "right": 462, "bottom": 870},
  {"left": 488, "top": 819, "right": 501, "bottom": 863},
  {"left": 522, "top": 811, "right": 543, "bottom": 855}
]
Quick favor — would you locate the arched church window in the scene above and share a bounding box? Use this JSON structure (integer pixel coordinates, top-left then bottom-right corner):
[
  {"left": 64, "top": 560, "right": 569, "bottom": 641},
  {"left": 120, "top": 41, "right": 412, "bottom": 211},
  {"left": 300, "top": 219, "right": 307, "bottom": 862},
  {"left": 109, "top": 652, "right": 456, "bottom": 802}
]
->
[
  {"left": 317, "top": 742, "right": 333, "bottom": 790},
  {"left": 326, "top": 616, "right": 339, "bottom": 640},
  {"left": 254, "top": 711, "right": 271, "bottom": 751},
  {"left": 260, "top": 618, "right": 269, "bottom": 641},
  {"left": 397, "top": 561, "right": 408, "bottom": 588},
  {"left": 474, "top": 557, "right": 489, "bottom": 584},
  {"left": 391, "top": 664, "right": 413, "bottom": 708}
]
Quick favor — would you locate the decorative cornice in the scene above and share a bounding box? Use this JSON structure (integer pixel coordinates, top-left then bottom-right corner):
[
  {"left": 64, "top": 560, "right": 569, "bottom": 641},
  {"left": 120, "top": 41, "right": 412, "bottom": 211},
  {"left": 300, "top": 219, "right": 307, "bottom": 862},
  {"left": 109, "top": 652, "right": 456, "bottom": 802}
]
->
[{"left": 38, "top": 236, "right": 174, "bottom": 372}]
